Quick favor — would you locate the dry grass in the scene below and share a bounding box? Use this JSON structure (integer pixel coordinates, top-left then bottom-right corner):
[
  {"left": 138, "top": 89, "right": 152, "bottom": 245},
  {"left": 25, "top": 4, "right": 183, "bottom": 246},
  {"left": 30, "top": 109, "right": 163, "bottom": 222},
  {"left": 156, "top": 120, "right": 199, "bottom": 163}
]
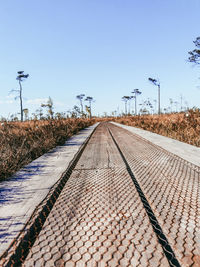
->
[
  {"left": 113, "top": 109, "right": 200, "bottom": 147},
  {"left": 1, "top": 110, "right": 200, "bottom": 181},
  {"left": 0, "top": 118, "right": 95, "bottom": 181}
]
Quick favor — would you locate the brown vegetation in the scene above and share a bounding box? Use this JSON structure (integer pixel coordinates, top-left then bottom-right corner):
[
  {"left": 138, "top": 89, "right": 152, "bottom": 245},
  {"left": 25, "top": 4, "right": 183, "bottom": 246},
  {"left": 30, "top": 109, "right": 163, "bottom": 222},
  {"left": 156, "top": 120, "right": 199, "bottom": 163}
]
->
[
  {"left": 1, "top": 110, "right": 200, "bottom": 181},
  {"left": 0, "top": 118, "right": 95, "bottom": 181},
  {"left": 113, "top": 109, "right": 200, "bottom": 147}
]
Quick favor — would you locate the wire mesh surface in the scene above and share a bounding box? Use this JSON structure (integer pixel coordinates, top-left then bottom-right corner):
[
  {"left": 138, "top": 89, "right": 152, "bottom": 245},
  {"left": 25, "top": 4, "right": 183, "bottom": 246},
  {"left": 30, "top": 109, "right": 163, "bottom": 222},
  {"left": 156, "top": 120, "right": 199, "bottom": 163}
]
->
[
  {"left": 1, "top": 122, "right": 199, "bottom": 266},
  {"left": 24, "top": 167, "right": 169, "bottom": 266},
  {"left": 109, "top": 123, "right": 200, "bottom": 266},
  {"left": 23, "top": 124, "right": 168, "bottom": 266}
]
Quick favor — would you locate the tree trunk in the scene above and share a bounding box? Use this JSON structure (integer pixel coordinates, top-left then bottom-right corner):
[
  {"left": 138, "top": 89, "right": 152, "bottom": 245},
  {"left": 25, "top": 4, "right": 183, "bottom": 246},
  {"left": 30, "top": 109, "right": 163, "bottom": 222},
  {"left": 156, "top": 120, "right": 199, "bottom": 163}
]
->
[
  {"left": 19, "top": 80, "right": 23, "bottom": 122},
  {"left": 158, "top": 84, "right": 160, "bottom": 115},
  {"left": 89, "top": 102, "right": 92, "bottom": 118},
  {"left": 135, "top": 96, "right": 137, "bottom": 115}
]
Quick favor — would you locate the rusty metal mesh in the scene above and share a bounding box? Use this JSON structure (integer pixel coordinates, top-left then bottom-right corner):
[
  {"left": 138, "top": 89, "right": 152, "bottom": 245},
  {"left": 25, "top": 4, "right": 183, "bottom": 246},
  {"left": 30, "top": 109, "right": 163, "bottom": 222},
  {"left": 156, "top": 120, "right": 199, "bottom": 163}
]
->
[
  {"left": 109, "top": 123, "right": 200, "bottom": 266},
  {"left": 24, "top": 167, "right": 168, "bottom": 267},
  {"left": 1, "top": 123, "right": 199, "bottom": 266}
]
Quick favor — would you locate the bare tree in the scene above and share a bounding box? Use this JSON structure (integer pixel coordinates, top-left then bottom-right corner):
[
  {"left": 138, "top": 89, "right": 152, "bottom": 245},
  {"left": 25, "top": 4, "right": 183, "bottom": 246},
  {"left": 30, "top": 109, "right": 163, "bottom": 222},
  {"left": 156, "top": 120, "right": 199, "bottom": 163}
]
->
[
  {"left": 35, "top": 108, "right": 44, "bottom": 120},
  {"left": 128, "top": 96, "right": 134, "bottom": 114},
  {"left": 122, "top": 96, "right": 130, "bottom": 115},
  {"left": 169, "top": 98, "right": 173, "bottom": 113},
  {"left": 76, "top": 94, "right": 85, "bottom": 116},
  {"left": 174, "top": 101, "right": 179, "bottom": 112},
  {"left": 131, "top": 89, "right": 142, "bottom": 115},
  {"left": 144, "top": 99, "right": 153, "bottom": 114},
  {"left": 85, "top": 96, "right": 94, "bottom": 118},
  {"left": 16, "top": 71, "right": 29, "bottom": 121},
  {"left": 41, "top": 97, "right": 54, "bottom": 119},
  {"left": 180, "top": 94, "right": 183, "bottom": 112},
  {"left": 139, "top": 99, "right": 153, "bottom": 115},
  {"left": 85, "top": 105, "right": 91, "bottom": 118},
  {"left": 148, "top": 78, "right": 160, "bottom": 114},
  {"left": 73, "top": 105, "right": 81, "bottom": 117}
]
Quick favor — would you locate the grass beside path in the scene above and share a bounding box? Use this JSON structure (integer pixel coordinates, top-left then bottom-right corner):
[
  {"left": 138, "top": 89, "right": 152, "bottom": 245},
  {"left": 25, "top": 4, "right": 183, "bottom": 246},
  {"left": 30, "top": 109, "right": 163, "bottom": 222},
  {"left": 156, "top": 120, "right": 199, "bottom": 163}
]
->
[
  {"left": 113, "top": 109, "right": 200, "bottom": 147},
  {"left": 0, "top": 118, "right": 95, "bottom": 181}
]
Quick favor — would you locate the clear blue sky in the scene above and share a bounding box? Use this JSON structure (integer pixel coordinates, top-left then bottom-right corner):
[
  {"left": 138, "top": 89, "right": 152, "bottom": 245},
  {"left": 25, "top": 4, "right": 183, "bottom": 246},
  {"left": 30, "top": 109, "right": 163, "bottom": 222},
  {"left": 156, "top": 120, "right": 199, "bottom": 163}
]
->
[{"left": 0, "top": 0, "right": 199, "bottom": 118}]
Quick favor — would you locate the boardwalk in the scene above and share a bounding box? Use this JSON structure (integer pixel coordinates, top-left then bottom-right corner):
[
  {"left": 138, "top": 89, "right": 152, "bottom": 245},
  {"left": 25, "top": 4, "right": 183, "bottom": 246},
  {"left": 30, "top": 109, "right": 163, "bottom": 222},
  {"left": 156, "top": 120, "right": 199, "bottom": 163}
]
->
[{"left": 1, "top": 122, "right": 200, "bottom": 266}]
